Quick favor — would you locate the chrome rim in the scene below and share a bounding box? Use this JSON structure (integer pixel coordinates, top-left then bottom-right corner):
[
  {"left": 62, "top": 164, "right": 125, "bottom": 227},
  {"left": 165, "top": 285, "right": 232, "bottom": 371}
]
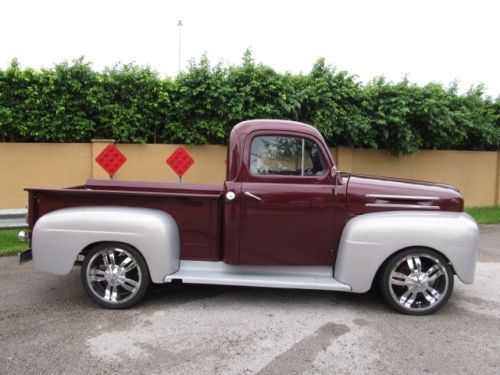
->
[
  {"left": 86, "top": 247, "right": 142, "bottom": 304},
  {"left": 389, "top": 254, "right": 449, "bottom": 312}
]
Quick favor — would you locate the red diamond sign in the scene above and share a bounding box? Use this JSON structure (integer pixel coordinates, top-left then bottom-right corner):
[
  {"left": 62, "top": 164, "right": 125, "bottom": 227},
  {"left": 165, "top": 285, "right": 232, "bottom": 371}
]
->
[
  {"left": 166, "top": 147, "right": 194, "bottom": 177},
  {"left": 95, "top": 144, "right": 127, "bottom": 177}
]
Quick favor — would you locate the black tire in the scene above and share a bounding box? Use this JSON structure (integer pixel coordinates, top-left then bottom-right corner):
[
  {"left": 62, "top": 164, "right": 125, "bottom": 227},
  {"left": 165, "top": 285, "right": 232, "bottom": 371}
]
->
[
  {"left": 379, "top": 248, "right": 454, "bottom": 315},
  {"left": 81, "top": 242, "right": 150, "bottom": 309}
]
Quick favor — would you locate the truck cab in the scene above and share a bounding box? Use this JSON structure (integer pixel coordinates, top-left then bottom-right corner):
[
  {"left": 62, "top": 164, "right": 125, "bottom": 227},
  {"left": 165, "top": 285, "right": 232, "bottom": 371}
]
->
[{"left": 224, "top": 120, "right": 341, "bottom": 266}]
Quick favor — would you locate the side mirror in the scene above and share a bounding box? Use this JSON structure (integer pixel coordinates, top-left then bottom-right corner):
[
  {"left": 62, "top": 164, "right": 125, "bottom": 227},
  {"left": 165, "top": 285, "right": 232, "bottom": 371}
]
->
[{"left": 331, "top": 165, "right": 339, "bottom": 178}]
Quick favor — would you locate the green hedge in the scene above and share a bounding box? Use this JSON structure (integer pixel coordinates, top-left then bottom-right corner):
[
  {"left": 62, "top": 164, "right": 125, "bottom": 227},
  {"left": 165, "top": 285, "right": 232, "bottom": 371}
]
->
[{"left": 1, "top": 53, "right": 498, "bottom": 155}]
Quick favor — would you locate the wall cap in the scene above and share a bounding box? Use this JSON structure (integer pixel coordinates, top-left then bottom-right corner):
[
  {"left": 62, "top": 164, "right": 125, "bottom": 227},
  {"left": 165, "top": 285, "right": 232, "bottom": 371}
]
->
[{"left": 91, "top": 139, "right": 115, "bottom": 143}]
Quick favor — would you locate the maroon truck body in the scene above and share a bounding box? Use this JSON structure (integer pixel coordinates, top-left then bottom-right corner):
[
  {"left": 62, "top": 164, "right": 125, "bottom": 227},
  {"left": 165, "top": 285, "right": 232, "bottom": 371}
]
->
[{"left": 26, "top": 120, "right": 463, "bottom": 267}]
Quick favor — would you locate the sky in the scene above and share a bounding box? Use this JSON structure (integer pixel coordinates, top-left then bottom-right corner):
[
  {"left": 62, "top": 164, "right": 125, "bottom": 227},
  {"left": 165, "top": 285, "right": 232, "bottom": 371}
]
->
[{"left": 1, "top": 0, "right": 499, "bottom": 97}]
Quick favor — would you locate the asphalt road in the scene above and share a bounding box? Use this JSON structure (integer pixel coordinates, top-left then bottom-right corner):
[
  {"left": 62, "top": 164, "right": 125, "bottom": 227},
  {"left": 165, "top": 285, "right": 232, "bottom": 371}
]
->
[{"left": 1, "top": 225, "right": 499, "bottom": 375}]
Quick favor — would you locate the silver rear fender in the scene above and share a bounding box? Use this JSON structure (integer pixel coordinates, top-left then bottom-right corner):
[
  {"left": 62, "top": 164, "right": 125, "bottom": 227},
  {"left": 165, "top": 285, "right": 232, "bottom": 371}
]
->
[{"left": 32, "top": 206, "right": 180, "bottom": 283}]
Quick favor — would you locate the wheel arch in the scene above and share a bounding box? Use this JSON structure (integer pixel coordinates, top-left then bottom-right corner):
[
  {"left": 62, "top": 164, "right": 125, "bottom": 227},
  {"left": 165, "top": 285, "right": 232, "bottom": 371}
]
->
[
  {"left": 372, "top": 245, "right": 457, "bottom": 290},
  {"left": 81, "top": 242, "right": 151, "bottom": 309},
  {"left": 78, "top": 241, "right": 153, "bottom": 281},
  {"left": 377, "top": 246, "right": 455, "bottom": 315}
]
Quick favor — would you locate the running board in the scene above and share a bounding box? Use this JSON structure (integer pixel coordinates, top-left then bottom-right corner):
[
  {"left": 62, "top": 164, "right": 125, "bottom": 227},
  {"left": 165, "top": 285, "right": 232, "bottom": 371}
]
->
[{"left": 164, "top": 261, "right": 351, "bottom": 292}]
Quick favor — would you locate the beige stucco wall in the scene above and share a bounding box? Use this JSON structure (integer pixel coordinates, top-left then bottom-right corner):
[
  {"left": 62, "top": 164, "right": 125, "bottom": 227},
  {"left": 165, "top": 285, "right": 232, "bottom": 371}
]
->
[
  {"left": 0, "top": 143, "right": 92, "bottom": 208},
  {"left": 335, "top": 147, "right": 500, "bottom": 208},
  {"left": 0, "top": 142, "right": 498, "bottom": 208}
]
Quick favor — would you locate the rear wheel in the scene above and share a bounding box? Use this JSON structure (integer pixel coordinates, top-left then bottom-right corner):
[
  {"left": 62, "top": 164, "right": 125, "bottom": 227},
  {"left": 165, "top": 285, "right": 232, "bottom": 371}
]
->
[
  {"left": 380, "top": 248, "right": 454, "bottom": 315},
  {"left": 81, "top": 243, "right": 150, "bottom": 309}
]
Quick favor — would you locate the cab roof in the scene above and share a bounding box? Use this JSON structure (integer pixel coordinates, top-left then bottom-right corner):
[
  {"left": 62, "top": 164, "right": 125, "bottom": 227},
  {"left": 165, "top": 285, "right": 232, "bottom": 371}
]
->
[{"left": 231, "top": 119, "right": 322, "bottom": 139}]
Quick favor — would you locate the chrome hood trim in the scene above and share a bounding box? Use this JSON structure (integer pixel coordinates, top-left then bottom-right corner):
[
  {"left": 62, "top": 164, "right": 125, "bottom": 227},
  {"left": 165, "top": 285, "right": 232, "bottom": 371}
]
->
[{"left": 365, "top": 194, "right": 441, "bottom": 210}]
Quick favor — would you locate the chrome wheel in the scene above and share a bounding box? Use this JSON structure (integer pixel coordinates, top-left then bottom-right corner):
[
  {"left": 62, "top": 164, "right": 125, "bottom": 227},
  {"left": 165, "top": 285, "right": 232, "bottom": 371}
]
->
[
  {"left": 381, "top": 249, "right": 453, "bottom": 315},
  {"left": 82, "top": 243, "right": 149, "bottom": 308}
]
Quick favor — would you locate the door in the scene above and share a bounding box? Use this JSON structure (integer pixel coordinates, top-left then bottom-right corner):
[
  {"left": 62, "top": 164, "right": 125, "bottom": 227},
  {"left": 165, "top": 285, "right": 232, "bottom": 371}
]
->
[{"left": 238, "top": 135, "right": 336, "bottom": 265}]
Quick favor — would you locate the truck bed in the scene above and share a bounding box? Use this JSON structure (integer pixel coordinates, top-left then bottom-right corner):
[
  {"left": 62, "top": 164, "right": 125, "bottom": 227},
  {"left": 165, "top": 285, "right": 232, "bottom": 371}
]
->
[{"left": 26, "top": 179, "right": 223, "bottom": 261}]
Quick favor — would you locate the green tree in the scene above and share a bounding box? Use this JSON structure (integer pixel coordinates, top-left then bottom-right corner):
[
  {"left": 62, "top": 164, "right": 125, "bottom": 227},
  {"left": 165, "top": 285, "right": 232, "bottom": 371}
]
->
[
  {"left": 23, "top": 58, "right": 99, "bottom": 142},
  {"left": 298, "top": 59, "right": 374, "bottom": 149},
  {"left": 165, "top": 55, "right": 228, "bottom": 144},
  {"left": 448, "top": 86, "right": 499, "bottom": 151},
  {"left": 363, "top": 78, "right": 419, "bottom": 155},
  {"left": 98, "top": 63, "right": 169, "bottom": 143},
  {"left": 0, "top": 54, "right": 498, "bottom": 153},
  {"left": 0, "top": 59, "right": 34, "bottom": 141}
]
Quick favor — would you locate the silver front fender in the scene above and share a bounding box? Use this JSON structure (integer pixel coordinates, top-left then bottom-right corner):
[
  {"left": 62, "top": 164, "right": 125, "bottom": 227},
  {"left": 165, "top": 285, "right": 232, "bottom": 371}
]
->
[
  {"left": 334, "top": 211, "right": 479, "bottom": 293},
  {"left": 32, "top": 207, "right": 180, "bottom": 283}
]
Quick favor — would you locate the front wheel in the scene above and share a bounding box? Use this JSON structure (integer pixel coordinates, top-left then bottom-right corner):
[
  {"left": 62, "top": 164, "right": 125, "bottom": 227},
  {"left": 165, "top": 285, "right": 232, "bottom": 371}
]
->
[
  {"left": 81, "top": 243, "right": 150, "bottom": 309},
  {"left": 379, "top": 248, "right": 454, "bottom": 315}
]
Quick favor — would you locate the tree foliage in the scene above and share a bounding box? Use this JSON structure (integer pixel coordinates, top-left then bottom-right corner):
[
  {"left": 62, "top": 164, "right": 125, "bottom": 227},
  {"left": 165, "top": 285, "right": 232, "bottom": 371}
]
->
[{"left": 0, "top": 54, "right": 498, "bottom": 155}]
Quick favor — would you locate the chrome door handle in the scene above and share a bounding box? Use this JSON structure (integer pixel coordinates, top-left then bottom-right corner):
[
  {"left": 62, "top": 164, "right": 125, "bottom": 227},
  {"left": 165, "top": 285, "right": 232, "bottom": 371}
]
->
[{"left": 244, "top": 191, "right": 262, "bottom": 201}]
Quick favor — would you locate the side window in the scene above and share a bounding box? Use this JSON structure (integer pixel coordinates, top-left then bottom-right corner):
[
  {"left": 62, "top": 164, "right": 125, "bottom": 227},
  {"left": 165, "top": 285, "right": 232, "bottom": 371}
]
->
[{"left": 250, "top": 136, "right": 327, "bottom": 176}]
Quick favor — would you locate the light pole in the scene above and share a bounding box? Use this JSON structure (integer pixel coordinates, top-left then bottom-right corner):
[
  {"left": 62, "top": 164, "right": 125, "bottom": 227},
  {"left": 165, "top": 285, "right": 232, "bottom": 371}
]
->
[{"left": 177, "top": 20, "right": 183, "bottom": 74}]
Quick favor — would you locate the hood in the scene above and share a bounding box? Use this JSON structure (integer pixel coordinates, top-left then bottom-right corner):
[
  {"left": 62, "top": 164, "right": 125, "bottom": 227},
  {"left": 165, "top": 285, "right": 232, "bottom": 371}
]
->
[{"left": 345, "top": 174, "right": 464, "bottom": 215}]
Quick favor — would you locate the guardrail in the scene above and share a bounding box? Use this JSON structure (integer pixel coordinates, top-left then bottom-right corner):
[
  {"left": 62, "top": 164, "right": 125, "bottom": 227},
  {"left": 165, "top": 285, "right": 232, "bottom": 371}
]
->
[{"left": 0, "top": 209, "right": 28, "bottom": 229}]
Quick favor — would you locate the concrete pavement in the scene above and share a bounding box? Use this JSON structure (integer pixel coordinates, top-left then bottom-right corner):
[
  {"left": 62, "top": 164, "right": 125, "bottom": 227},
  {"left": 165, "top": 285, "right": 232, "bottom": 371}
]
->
[{"left": 0, "top": 225, "right": 499, "bottom": 374}]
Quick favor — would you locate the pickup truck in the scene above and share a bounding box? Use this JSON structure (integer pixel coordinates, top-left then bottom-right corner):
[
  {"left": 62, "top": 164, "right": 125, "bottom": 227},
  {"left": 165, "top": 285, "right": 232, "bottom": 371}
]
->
[{"left": 18, "top": 119, "right": 479, "bottom": 315}]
